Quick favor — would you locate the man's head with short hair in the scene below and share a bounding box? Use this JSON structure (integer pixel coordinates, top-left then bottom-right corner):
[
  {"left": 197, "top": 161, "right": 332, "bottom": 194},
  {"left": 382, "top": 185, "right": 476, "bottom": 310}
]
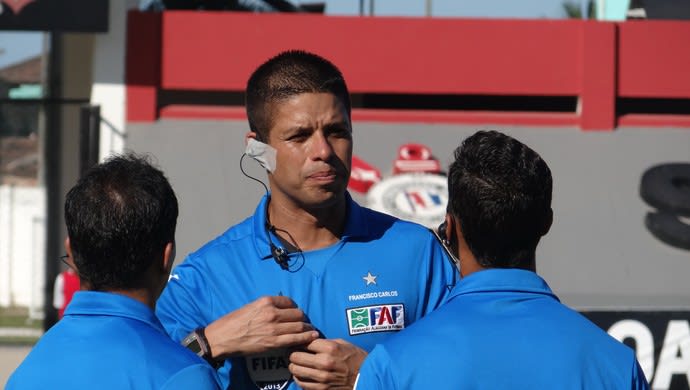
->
[
  {"left": 245, "top": 50, "right": 351, "bottom": 142},
  {"left": 64, "top": 153, "right": 178, "bottom": 291},
  {"left": 447, "top": 130, "right": 552, "bottom": 270}
]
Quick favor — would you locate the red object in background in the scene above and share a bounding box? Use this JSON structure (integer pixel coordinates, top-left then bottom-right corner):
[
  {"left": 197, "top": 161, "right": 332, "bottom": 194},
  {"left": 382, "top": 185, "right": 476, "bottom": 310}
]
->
[
  {"left": 4, "top": 0, "right": 34, "bottom": 15},
  {"left": 393, "top": 144, "right": 441, "bottom": 175},
  {"left": 54, "top": 269, "right": 80, "bottom": 319},
  {"left": 348, "top": 155, "right": 382, "bottom": 193}
]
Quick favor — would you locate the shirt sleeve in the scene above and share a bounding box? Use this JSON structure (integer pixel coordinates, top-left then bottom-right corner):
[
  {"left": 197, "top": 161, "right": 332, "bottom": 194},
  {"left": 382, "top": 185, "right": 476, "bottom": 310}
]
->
[
  {"left": 159, "top": 364, "right": 221, "bottom": 390},
  {"left": 355, "top": 345, "right": 397, "bottom": 390},
  {"left": 156, "top": 256, "right": 211, "bottom": 342}
]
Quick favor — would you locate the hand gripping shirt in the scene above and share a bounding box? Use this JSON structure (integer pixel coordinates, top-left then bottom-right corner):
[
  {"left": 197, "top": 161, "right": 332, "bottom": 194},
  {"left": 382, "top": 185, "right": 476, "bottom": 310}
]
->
[
  {"left": 355, "top": 268, "right": 650, "bottom": 390},
  {"left": 156, "top": 193, "right": 458, "bottom": 390},
  {"left": 7, "top": 291, "right": 220, "bottom": 390}
]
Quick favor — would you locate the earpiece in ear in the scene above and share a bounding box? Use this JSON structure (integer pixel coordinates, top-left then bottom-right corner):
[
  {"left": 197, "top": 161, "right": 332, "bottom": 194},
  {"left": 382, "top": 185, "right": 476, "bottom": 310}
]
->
[
  {"left": 438, "top": 221, "right": 451, "bottom": 247},
  {"left": 245, "top": 138, "right": 277, "bottom": 173},
  {"left": 435, "top": 219, "right": 460, "bottom": 271}
]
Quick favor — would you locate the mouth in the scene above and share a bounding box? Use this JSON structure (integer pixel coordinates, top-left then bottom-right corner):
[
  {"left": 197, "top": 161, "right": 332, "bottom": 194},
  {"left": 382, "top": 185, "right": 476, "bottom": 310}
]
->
[{"left": 308, "top": 170, "right": 339, "bottom": 183}]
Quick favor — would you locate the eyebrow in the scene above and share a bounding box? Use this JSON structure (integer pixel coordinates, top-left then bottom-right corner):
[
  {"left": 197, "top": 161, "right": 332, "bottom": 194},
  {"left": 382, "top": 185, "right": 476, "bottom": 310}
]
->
[{"left": 284, "top": 118, "right": 350, "bottom": 134}]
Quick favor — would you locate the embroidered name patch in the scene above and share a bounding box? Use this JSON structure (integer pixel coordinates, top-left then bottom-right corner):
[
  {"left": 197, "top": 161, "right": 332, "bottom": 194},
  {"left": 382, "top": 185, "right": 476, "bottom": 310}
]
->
[
  {"left": 348, "top": 290, "right": 399, "bottom": 302},
  {"left": 346, "top": 304, "right": 405, "bottom": 335}
]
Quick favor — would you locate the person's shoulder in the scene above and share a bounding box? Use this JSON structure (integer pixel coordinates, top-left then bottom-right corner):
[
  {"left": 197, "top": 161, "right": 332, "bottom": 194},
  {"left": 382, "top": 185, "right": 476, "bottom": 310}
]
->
[
  {"left": 152, "top": 331, "right": 209, "bottom": 364},
  {"left": 133, "top": 324, "right": 214, "bottom": 368},
  {"left": 557, "top": 307, "right": 646, "bottom": 385},
  {"left": 127, "top": 329, "right": 220, "bottom": 389},
  {"left": 390, "top": 298, "right": 463, "bottom": 344},
  {"left": 159, "top": 363, "right": 221, "bottom": 390},
  {"left": 355, "top": 343, "right": 398, "bottom": 390},
  {"left": 8, "top": 321, "right": 214, "bottom": 389},
  {"left": 544, "top": 301, "right": 639, "bottom": 359}
]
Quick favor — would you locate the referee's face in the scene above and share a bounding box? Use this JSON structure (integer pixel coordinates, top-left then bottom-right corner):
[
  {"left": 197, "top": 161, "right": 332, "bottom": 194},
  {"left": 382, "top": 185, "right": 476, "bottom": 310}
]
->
[{"left": 265, "top": 92, "right": 353, "bottom": 211}]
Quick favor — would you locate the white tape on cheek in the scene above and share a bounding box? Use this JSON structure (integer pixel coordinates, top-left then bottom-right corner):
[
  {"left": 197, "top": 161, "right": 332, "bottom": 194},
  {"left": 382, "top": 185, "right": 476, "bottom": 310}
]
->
[{"left": 245, "top": 138, "right": 277, "bottom": 173}]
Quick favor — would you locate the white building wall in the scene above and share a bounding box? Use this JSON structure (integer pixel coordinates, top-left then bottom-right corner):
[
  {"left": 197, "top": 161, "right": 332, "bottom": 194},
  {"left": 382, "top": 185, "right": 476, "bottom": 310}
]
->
[{"left": 0, "top": 185, "right": 45, "bottom": 314}]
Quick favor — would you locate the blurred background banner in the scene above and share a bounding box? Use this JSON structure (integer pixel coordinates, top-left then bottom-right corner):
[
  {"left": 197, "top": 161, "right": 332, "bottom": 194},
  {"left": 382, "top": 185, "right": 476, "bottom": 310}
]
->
[{"left": 0, "top": 0, "right": 109, "bottom": 32}]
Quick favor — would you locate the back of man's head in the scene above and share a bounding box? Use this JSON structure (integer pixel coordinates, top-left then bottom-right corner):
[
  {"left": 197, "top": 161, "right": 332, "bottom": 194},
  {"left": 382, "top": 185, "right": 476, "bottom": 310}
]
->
[
  {"left": 447, "top": 130, "right": 552, "bottom": 269},
  {"left": 245, "top": 49, "right": 351, "bottom": 142},
  {"left": 64, "top": 153, "right": 178, "bottom": 291}
]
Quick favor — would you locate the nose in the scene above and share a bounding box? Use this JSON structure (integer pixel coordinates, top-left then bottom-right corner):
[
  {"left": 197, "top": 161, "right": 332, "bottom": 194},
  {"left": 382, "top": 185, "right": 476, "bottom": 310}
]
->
[{"left": 310, "top": 130, "right": 333, "bottom": 161}]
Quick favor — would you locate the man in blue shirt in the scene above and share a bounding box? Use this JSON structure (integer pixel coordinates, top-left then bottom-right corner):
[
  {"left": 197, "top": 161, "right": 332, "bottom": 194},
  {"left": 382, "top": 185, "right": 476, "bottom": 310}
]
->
[
  {"left": 355, "top": 130, "right": 649, "bottom": 389},
  {"left": 155, "top": 50, "right": 458, "bottom": 390},
  {"left": 7, "top": 154, "right": 220, "bottom": 390}
]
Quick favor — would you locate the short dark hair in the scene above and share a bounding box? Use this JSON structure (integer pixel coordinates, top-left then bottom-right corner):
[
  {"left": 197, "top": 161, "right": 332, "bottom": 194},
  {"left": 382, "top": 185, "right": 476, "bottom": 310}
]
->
[
  {"left": 245, "top": 50, "right": 351, "bottom": 142},
  {"left": 447, "top": 130, "right": 552, "bottom": 268},
  {"left": 64, "top": 153, "right": 178, "bottom": 291}
]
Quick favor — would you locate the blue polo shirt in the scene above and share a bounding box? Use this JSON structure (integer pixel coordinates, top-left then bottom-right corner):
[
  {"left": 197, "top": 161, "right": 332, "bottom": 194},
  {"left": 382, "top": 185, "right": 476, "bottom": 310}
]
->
[
  {"left": 356, "top": 268, "right": 649, "bottom": 390},
  {"left": 7, "top": 291, "right": 220, "bottom": 390},
  {"left": 156, "top": 193, "right": 458, "bottom": 389}
]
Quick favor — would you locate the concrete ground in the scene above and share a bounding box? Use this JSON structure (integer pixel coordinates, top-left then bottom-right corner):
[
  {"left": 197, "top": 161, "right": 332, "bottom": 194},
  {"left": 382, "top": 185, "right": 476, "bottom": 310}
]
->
[{"left": 0, "top": 344, "right": 31, "bottom": 386}]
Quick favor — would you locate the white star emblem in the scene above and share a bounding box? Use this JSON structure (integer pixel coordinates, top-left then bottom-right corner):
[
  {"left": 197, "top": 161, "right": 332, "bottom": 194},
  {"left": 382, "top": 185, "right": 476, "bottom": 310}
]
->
[{"left": 363, "top": 272, "right": 377, "bottom": 286}]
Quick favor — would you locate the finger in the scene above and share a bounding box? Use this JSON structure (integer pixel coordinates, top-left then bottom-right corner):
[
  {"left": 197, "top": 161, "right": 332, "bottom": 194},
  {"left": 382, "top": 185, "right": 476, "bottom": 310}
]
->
[
  {"left": 300, "top": 338, "right": 334, "bottom": 354},
  {"left": 269, "top": 330, "right": 320, "bottom": 349},
  {"left": 288, "top": 350, "right": 320, "bottom": 368},
  {"left": 250, "top": 295, "right": 297, "bottom": 310},
  {"left": 332, "top": 338, "right": 349, "bottom": 346},
  {"left": 289, "top": 348, "right": 339, "bottom": 372},
  {"left": 293, "top": 376, "right": 330, "bottom": 390},
  {"left": 265, "top": 295, "right": 299, "bottom": 309},
  {"left": 269, "top": 321, "right": 316, "bottom": 337},
  {"left": 290, "top": 362, "right": 334, "bottom": 384},
  {"left": 271, "top": 307, "right": 309, "bottom": 323}
]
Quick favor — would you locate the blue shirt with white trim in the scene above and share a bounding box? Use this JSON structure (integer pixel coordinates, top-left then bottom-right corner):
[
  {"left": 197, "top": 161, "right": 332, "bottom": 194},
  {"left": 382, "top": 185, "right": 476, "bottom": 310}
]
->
[
  {"left": 7, "top": 291, "right": 220, "bottom": 390},
  {"left": 355, "top": 268, "right": 649, "bottom": 390},
  {"left": 156, "top": 193, "right": 458, "bottom": 389}
]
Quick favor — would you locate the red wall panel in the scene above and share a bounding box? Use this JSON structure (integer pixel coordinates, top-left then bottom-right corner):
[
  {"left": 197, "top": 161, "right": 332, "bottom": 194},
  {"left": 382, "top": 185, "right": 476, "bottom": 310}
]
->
[
  {"left": 126, "top": 11, "right": 690, "bottom": 129},
  {"left": 581, "top": 21, "right": 616, "bottom": 130},
  {"left": 126, "top": 11, "right": 162, "bottom": 122},
  {"left": 618, "top": 21, "right": 690, "bottom": 98},
  {"left": 161, "top": 12, "right": 581, "bottom": 96}
]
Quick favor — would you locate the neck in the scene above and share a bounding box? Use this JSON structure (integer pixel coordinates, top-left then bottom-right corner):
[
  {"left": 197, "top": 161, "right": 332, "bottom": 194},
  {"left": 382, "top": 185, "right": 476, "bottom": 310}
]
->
[
  {"left": 460, "top": 255, "right": 537, "bottom": 277},
  {"left": 266, "top": 193, "right": 348, "bottom": 251},
  {"left": 81, "top": 277, "right": 161, "bottom": 310},
  {"left": 108, "top": 288, "right": 159, "bottom": 310}
]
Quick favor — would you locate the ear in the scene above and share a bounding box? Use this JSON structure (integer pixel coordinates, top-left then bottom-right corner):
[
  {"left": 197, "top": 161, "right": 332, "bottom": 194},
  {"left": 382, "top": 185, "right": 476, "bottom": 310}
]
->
[
  {"left": 63, "top": 237, "right": 78, "bottom": 272},
  {"left": 162, "top": 242, "right": 175, "bottom": 273},
  {"left": 541, "top": 208, "right": 553, "bottom": 237},
  {"left": 245, "top": 131, "right": 258, "bottom": 146},
  {"left": 64, "top": 237, "right": 72, "bottom": 258},
  {"left": 443, "top": 214, "right": 454, "bottom": 244}
]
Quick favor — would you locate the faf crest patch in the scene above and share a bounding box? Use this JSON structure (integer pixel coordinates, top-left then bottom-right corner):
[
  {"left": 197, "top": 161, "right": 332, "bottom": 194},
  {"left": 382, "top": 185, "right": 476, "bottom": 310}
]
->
[{"left": 346, "top": 304, "right": 405, "bottom": 336}]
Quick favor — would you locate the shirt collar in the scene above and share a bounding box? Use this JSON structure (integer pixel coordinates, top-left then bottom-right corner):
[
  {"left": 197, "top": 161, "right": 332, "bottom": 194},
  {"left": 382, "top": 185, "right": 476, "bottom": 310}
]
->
[
  {"left": 341, "top": 192, "right": 370, "bottom": 240},
  {"left": 251, "top": 192, "right": 367, "bottom": 260},
  {"left": 448, "top": 268, "right": 559, "bottom": 302},
  {"left": 64, "top": 291, "right": 165, "bottom": 333}
]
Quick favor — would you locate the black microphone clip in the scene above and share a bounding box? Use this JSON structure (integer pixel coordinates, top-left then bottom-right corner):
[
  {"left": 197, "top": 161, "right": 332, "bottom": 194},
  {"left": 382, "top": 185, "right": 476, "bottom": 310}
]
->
[{"left": 270, "top": 243, "right": 290, "bottom": 270}]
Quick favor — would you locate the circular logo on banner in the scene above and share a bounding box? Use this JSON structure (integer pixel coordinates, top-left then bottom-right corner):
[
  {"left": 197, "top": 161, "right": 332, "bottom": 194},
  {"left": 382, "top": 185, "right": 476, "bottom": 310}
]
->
[{"left": 367, "top": 173, "right": 448, "bottom": 228}]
